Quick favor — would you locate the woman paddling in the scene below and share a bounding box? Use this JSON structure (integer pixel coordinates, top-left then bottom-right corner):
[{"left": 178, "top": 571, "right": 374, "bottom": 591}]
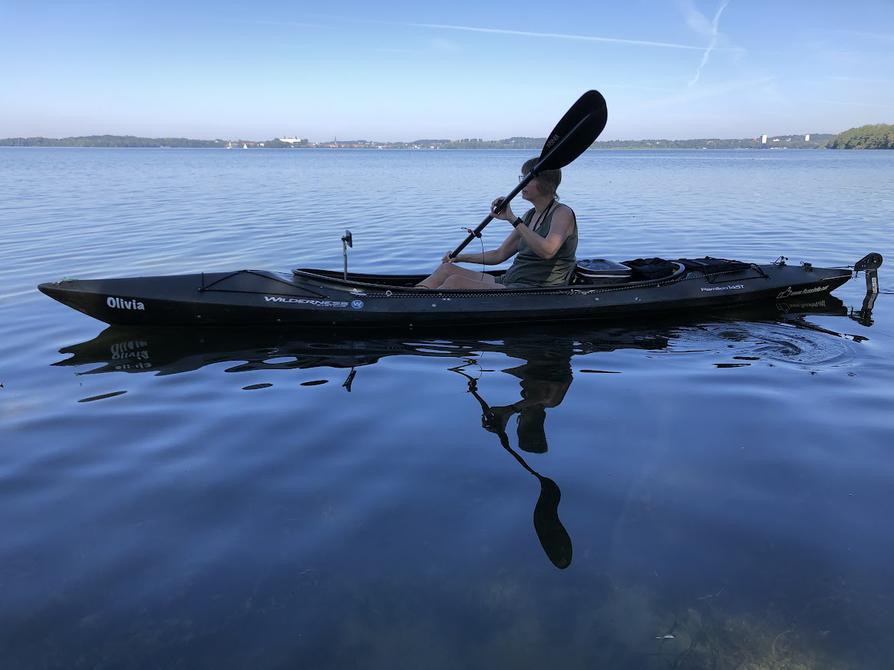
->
[{"left": 417, "top": 158, "right": 578, "bottom": 290}]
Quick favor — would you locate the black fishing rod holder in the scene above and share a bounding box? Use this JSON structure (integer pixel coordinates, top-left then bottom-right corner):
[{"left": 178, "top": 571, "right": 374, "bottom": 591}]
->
[{"left": 341, "top": 230, "right": 353, "bottom": 280}]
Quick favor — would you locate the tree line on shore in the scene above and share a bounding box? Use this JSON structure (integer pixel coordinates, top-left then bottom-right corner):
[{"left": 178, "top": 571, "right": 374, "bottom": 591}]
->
[
  {"left": 826, "top": 124, "right": 894, "bottom": 149},
  {"left": 0, "top": 135, "right": 229, "bottom": 148}
]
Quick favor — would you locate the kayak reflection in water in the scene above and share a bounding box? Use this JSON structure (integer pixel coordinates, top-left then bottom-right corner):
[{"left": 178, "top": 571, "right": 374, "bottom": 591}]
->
[{"left": 416, "top": 157, "right": 578, "bottom": 290}]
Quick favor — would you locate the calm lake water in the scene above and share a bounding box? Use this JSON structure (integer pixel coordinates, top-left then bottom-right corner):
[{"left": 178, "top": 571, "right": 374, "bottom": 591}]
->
[{"left": 2, "top": 147, "right": 893, "bottom": 668}]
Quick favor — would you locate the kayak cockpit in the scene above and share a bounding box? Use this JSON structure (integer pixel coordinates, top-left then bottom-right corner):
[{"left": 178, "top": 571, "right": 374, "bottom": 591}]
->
[
  {"left": 292, "top": 259, "right": 693, "bottom": 293},
  {"left": 292, "top": 268, "right": 429, "bottom": 289}
]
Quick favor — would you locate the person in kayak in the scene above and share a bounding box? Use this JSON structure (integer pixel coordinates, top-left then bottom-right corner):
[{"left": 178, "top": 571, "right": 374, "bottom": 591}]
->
[{"left": 417, "top": 158, "right": 578, "bottom": 289}]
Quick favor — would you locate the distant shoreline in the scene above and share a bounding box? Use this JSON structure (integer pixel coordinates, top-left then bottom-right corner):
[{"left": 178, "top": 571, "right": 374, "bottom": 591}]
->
[
  {"left": 0, "top": 134, "right": 838, "bottom": 150},
  {"left": 5, "top": 125, "right": 892, "bottom": 150},
  {"left": 0, "top": 145, "right": 842, "bottom": 151}
]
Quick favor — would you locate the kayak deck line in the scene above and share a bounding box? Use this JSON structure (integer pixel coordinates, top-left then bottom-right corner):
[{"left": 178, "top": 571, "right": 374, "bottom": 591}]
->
[
  {"left": 200, "top": 269, "right": 329, "bottom": 299},
  {"left": 290, "top": 266, "right": 688, "bottom": 297},
  {"left": 197, "top": 264, "right": 820, "bottom": 299},
  {"left": 290, "top": 262, "right": 836, "bottom": 300},
  {"left": 291, "top": 262, "right": 693, "bottom": 297}
]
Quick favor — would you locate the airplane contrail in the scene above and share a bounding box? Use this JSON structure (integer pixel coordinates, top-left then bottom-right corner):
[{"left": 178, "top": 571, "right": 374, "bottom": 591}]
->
[
  {"left": 689, "top": 0, "right": 731, "bottom": 87},
  {"left": 406, "top": 22, "right": 708, "bottom": 51}
]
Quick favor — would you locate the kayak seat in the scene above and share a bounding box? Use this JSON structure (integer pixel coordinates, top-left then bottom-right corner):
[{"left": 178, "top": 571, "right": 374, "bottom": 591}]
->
[{"left": 573, "top": 259, "right": 633, "bottom": 285}]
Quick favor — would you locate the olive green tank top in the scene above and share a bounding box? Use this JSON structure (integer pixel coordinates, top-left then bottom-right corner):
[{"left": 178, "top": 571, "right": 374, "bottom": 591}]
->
[{"left": 501, "top": 202, "right": 578, "bottom": 288}]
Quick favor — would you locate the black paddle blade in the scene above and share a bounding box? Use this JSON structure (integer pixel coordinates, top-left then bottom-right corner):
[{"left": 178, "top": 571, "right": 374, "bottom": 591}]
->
[
  {"left": 537, "top": 90, "right": 608, "bottom": 172},
  {"left": 533, "top": 476, "right": 573, "bottom": 569}
]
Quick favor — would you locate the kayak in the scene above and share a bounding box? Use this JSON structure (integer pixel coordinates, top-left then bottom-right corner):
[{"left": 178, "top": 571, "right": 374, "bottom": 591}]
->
[{"left": 38, "top": 253, "right": 882, "bottom": 328}]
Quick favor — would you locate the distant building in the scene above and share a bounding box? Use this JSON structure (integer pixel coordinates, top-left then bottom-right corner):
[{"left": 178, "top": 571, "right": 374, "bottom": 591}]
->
[
  {"left": 278, "top": 136, "right": 306, "bottom": 144},
  {"left": 761, "top": 134, "right": 767, "bottom": 144},
  {"left": 805, "top": 134, "right": 810, "bottom": 142}
]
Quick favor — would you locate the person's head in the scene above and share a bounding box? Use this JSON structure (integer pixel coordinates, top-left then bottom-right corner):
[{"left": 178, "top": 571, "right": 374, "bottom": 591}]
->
[{"left": 521, "top": 157, "right": 561, "bottom": 200}]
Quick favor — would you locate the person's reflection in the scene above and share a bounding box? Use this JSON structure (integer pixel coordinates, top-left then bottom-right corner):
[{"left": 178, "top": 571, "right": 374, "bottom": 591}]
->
[
  {"left": 456, "top": 338, "right": 576, "bottom": 570},
  {"left": 483, "top": 351, "right": 573, "bottom": 454}
]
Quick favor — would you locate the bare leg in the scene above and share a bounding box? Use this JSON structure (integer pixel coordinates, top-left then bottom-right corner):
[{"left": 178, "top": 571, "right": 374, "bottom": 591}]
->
[
  {"left": 417, "top": 262, "right": 501, "bottom": 289},
  {"left": 438, "top": 274, "right": 506, "bottom": 290}
]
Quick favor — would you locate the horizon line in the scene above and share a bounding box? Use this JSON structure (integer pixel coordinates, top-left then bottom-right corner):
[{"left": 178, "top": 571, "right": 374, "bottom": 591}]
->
[{"left": 0, "top": 131, "right": 842, "bottom": 144}]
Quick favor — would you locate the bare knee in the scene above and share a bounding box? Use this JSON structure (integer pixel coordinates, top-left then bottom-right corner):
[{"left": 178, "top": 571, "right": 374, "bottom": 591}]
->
[
  {"left": 417, "top": 262, "right": 457, "bottom": 288},
  {"left": 440, "top": 274, "right": 501, "bottom": 290},
  {"left": 440, "top": 275, "right": 464, "bottom": 289}
]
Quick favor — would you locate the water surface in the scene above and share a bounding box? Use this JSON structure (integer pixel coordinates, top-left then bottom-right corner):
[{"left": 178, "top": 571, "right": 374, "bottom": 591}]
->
[{"left": 1, "top": 148, "right": 893, "bottom": 668}]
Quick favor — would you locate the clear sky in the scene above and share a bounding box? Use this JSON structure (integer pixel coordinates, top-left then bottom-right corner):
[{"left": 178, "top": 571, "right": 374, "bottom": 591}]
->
[{"left": 2, "top": 0, "right": 892, "bottom": 141}]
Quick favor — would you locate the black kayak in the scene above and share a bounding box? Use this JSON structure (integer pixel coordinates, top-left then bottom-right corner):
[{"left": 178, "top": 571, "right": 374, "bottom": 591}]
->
[{"left": 38, "top": 253, "right": 882, "bottom": 329}]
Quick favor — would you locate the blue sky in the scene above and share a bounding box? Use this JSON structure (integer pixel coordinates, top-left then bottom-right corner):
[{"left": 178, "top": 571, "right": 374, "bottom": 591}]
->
[{"left": 2, "top": 0, "right": 892, "bottom": 141}]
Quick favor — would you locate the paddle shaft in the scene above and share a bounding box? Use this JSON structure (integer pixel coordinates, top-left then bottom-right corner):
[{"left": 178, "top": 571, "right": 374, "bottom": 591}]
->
[
  {"left": 448, "top": 110, "right": 598, "bottom": 259},
  {"left": 448, "top": 181, "right": 523, "bottom": 260}
]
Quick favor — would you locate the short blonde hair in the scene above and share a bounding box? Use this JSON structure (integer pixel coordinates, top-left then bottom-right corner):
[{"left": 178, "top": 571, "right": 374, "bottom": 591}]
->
[{"left": 522, "top": 157, "right": 561, "bottom": 195}]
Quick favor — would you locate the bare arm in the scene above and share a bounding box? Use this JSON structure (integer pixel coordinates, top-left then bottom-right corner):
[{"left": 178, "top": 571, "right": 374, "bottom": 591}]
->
[
  {"left": 442, "top": 217, "right": 522, "bottom": 265},
  {"left": 450, "top": 228, "right": 519, "bottom": 265},
  {"left": 515, "top": 205, "right": 574, "bottom": 259}
]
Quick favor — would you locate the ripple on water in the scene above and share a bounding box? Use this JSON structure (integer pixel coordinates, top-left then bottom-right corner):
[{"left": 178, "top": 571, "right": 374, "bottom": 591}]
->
[{"left": 668, "top": 319, "right": 860, "bottom": 371}]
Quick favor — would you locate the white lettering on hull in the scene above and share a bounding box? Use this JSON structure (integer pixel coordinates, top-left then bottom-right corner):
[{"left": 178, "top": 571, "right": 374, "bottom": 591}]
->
[
  {"left": 700, "top": 284, "right": 745, "bottom": 293},
  {"left": 777, "top": 285, "right": 829, "bottom": 299},
  {"left": 263, "top": 295, "right": 350, "bottom": 308},
  {"left": 106, "top": 296, "right": 146, "bottom": 311}
]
